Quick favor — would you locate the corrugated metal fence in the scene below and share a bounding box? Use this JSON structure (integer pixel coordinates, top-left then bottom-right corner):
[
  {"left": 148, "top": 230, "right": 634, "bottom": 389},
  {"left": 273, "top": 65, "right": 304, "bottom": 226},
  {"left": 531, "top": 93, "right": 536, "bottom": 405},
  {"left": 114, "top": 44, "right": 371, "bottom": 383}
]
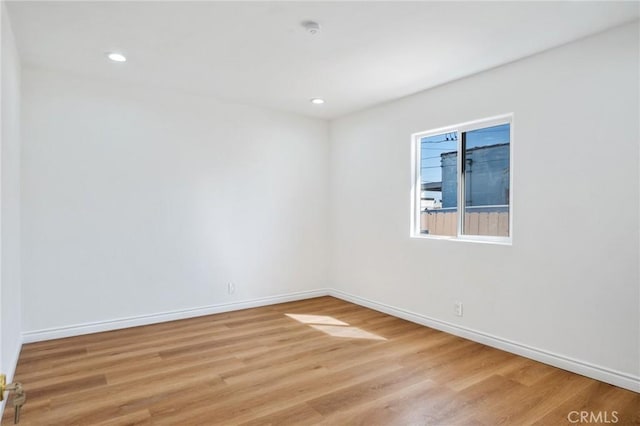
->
[{"left": 420, "top": 211, "right": 509, "bottom": 237}]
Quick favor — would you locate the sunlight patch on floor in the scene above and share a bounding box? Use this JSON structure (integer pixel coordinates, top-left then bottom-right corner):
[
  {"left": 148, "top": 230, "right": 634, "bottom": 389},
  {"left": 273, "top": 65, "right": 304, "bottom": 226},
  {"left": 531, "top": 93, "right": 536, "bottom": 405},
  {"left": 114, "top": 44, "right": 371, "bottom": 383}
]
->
[
  {"left": 309, "top": 324, "right": 387, "bottom": 341},
  {"left": 285, "top": 313, "right": 387, "bottom": 341},
  {"left": 285, "top": 313, "right": 349, "bottom": 326}
]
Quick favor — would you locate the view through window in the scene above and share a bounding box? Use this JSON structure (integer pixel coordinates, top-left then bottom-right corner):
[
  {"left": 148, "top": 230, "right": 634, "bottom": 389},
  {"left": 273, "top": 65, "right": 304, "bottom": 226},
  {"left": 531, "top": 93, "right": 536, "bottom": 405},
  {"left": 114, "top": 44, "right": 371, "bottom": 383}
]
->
[{"left": 414, "top": 116, "right": 511, "bottom": 241}]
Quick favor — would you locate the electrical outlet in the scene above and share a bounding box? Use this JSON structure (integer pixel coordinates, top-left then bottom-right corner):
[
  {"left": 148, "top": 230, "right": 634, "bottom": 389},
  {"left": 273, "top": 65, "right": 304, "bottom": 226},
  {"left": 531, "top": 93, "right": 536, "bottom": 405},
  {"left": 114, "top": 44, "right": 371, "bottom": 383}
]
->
[
  {"left": 228, "top": 282, "right": 236, "bottom": 294},
  {"left": 454, "top": 301, "right": 463, "bottom": 317}
]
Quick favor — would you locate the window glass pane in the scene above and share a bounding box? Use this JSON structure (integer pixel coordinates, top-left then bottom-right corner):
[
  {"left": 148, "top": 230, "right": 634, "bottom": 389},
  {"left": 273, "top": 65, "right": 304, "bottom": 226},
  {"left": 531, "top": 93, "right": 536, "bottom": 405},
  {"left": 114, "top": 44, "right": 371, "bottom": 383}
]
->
[
  {"left": 419, "top": 132, "right": 458, "bottom": 236},
  {"left": 462, "top": 123, "right": 510, "bottom": 237}
]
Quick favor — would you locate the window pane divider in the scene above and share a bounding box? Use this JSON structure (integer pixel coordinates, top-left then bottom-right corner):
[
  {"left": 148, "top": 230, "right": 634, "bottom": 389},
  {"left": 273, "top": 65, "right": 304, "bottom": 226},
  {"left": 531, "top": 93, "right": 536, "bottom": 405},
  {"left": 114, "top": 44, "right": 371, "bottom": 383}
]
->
[{"left": 411, "top": 114, "right": 513, "bottom": 244}]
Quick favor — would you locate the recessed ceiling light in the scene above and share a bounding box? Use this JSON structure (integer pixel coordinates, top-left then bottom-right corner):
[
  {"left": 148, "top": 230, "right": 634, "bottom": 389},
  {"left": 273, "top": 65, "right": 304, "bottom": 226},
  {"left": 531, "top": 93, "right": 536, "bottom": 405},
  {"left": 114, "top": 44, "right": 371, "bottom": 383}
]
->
[
  {"left": 310, "top": 98, "right": 325, "bottom": 105},
  {"left": 107, "top": 52, "right": 127, "bottom": 62}
]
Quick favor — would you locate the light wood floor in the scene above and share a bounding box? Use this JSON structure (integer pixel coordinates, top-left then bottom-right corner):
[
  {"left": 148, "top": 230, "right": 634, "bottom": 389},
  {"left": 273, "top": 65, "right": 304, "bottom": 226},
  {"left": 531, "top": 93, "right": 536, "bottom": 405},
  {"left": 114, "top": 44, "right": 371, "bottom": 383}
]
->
[{"left": 3, "top": 297, "right": 639, "bottom": 425}]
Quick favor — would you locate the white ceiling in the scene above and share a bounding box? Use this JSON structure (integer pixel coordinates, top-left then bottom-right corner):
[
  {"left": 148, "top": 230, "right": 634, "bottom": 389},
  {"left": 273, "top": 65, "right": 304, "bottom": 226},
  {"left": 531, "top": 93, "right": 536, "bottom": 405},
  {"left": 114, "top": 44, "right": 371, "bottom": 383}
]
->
[{"left": 6, "top": 1, "right": 639, "bottom": 119}]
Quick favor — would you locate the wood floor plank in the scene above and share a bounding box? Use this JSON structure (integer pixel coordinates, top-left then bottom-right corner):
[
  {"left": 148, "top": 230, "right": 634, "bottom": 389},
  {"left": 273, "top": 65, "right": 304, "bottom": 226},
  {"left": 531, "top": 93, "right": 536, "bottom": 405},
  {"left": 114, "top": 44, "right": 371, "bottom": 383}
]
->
[
  {"left": 306, "top": 366, "right": 427, "bottom": 416},
  {"left": 532, "top": 381, "right": 640, "bottom": 426},
  {"left": 239, "top": 402, "right": 324, "bottom": 426},
  {"left": 92, "top": 409, "right": 152, "bottom": 426},
  {"left": 4, "top": 296, "right": 638, "bottom": 425}
]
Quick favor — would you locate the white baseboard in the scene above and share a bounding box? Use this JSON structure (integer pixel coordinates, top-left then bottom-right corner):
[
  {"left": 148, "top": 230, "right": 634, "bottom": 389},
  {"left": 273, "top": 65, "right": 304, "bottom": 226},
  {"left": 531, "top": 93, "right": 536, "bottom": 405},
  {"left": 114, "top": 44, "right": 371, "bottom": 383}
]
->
[
  {"left": 327, "top": 288, "right": 640, "bottom": 393},
  {"left": 19, "top": 287, "right": 639, "bottom": 393},
  {"left": 21, "top": 289, "right": 330, "bottom": 343}
]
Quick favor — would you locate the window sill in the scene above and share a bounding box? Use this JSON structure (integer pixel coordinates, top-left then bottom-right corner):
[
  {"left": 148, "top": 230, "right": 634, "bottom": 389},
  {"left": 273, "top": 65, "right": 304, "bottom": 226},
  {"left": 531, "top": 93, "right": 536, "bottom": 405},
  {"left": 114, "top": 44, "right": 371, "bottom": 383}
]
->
[{"left": 410, "top": 234, "right": 512, "bottom": 246}]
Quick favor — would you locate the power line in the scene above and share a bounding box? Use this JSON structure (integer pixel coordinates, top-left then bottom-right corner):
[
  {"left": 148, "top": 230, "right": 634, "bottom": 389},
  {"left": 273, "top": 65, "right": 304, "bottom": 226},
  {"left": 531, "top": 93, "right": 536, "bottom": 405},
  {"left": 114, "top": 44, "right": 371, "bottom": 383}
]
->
[
  {"left": 420, "top": 139, "right": 457, "bottom": 144},
  {"left": 420, "top": 158, "right": 509, "bottom": 169}
]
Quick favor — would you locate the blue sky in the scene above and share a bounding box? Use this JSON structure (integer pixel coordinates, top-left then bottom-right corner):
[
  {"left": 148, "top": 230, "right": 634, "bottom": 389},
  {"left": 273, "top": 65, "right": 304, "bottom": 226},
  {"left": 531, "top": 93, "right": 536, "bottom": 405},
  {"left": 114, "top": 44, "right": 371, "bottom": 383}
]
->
[{"left": 420, "top": 123, "right": 510, "bottom": 203}]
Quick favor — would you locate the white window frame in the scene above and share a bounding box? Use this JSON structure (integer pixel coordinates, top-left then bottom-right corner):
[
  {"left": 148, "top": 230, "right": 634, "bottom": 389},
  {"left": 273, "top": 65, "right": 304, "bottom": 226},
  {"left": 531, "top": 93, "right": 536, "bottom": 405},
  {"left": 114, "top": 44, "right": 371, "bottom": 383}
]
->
[{"left": 411, "top": 113, "right": 513, "bottom": 245}]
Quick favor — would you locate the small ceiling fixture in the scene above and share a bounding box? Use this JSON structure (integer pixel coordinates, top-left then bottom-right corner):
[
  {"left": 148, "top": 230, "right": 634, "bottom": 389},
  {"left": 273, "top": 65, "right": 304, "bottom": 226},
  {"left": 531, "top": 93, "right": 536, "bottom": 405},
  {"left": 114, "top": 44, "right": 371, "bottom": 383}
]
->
[
  {"left": 310, "top": 98, "right": 325, "bottom": 105},
  {"left": 301, "top": 21, "right": 321, "bottom": 35},
  {"left": 107, "top": 52, "right": 127, "bottom": 62}
]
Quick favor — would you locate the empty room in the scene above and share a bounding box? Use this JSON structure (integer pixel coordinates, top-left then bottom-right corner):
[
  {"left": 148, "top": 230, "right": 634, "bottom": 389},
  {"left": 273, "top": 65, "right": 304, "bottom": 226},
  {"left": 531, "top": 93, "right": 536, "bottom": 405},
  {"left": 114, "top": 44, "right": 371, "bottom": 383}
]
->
[{"left": 1, "top": 1, "right": 639, "bottom": 425}]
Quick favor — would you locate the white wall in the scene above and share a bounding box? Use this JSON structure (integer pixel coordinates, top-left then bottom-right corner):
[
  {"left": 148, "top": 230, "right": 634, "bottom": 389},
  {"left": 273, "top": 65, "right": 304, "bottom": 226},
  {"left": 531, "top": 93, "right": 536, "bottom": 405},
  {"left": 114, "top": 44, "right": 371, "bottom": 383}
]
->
[
  {"left": 329, "top": 22, "right": 639, "bottom": 385},
  {"left": 21, "top": 67, "right": 329, "bottom": 333},
  {"left": 15, "top": 14, "right": 640, "bottom": 392},
  {"left": 1, "top": 0, "right": 23, "bottom": 386}
]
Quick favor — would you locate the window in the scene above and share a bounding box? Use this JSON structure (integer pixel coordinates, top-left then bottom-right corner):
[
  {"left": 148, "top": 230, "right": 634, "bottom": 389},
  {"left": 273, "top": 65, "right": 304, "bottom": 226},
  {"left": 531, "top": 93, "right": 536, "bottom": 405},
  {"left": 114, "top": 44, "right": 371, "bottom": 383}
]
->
[{"left": 411, "top": 114, "right": 512, "bottom": 243}]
